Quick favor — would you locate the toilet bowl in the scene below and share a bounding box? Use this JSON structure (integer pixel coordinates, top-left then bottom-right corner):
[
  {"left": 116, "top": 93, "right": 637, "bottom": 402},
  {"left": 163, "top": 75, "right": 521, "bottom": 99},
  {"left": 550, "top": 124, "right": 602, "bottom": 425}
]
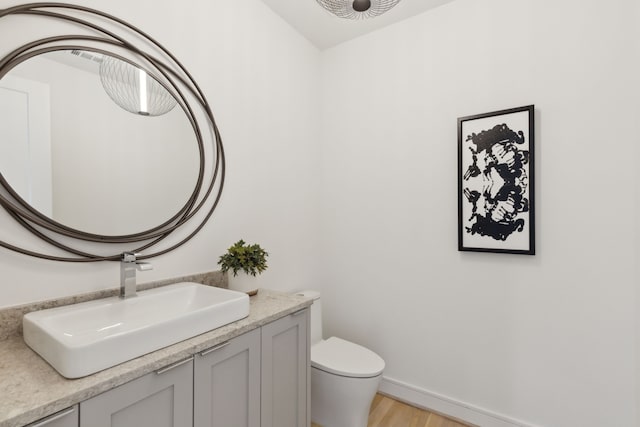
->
[{"left": 297, "top": 291, "right": 385, "bottom": 427}]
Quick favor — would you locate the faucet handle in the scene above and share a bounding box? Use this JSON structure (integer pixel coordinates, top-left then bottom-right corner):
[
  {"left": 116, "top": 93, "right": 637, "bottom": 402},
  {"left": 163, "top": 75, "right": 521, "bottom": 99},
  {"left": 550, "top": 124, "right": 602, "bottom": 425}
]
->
[{"left": 136, "top": 262, "right": 153, "bottom": 271}]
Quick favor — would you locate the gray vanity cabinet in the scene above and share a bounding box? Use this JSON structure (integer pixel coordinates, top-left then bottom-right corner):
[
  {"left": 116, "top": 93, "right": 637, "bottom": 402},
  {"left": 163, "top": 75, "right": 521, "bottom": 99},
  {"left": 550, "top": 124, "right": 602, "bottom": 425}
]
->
[
  {"left": 261, "top": 308, "right": 310, "bottom": 427},
  {"left": 79, "top": 358, "right": 193, "bottom": 427},
  {"left": 27, "top": 406, "right": 78, "bottom": 427},
  {"left": 194, "top": 328, "right": 261, "bottom": 427},
  {"left": 46, "top": 308, "right": 309, "bottom": 427}
]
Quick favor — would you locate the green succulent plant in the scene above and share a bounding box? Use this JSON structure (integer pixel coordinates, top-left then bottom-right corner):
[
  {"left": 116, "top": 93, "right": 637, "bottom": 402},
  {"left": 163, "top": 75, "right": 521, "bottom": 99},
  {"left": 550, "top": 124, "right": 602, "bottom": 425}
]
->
[{"left": 218, "top": 240, "right": 268, "bottom": 277}]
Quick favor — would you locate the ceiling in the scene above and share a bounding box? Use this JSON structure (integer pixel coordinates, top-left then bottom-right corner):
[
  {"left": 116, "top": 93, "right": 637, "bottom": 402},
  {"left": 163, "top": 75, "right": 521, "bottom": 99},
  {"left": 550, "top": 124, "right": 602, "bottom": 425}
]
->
[{"left": 260, "top": 0, "right": 456, "bottom": 50}]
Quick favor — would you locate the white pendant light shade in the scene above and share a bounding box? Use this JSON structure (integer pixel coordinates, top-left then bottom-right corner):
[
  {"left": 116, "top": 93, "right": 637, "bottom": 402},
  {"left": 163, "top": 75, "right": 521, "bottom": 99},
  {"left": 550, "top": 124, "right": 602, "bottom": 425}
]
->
[
  {"left": 316, "top": 0, "right": 401, "bottom": 19},
  {"left": 99, "top": 56, "right": 177, "bottom": 117}
]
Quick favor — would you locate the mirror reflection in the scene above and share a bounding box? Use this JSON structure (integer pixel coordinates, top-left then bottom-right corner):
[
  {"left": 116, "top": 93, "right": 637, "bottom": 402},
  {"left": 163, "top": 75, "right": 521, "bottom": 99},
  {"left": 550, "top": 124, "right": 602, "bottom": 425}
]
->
[{"left": 0, "top": 50, "right": 199, "bottom": 236}]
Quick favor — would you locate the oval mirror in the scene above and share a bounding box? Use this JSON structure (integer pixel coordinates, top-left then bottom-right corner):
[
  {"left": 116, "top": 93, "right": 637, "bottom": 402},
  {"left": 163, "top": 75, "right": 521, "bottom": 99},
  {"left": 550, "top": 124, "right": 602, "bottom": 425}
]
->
[{"left": 0, "top": 50, "right": 200, "bottom": 236}]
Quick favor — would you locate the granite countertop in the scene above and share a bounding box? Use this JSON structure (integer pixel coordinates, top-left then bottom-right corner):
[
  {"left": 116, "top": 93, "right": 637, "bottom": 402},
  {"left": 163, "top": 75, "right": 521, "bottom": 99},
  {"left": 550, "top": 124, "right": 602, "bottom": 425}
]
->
[{"left": 0, "top": 289, "right": 311, "bottom": 427}]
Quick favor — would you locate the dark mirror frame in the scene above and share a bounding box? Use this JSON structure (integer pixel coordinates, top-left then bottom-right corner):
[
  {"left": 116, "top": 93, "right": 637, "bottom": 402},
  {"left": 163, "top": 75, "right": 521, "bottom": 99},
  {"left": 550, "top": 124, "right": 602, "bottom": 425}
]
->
[{"left": 0, "top": 3, "right": 225, "bottom": 262}]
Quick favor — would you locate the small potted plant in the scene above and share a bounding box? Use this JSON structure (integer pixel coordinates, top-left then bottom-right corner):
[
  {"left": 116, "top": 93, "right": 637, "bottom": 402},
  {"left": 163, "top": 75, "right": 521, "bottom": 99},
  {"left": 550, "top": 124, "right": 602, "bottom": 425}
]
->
[{"left": 218, "top": 239, "right": 268, "bottom": 295}]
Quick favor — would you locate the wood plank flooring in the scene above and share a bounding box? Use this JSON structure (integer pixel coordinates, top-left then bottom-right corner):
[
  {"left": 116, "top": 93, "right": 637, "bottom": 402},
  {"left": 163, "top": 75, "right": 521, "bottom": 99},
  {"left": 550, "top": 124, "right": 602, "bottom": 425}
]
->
[{"left": 311, "top": 393, "right": 471, "bottom": 427}]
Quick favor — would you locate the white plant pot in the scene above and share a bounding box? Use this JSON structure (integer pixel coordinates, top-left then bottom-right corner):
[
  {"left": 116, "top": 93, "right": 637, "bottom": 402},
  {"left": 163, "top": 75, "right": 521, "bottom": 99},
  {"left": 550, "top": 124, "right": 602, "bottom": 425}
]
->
[{"left": 227, "top": 271, "right": 260, "bottom": 295}]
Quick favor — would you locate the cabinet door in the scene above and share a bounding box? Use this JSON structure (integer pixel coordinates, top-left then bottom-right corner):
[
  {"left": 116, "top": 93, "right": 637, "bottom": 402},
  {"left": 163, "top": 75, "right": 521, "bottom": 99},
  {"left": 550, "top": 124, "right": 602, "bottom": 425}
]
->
[
  {"left": 261, "top": 309, "right": 309, "bottom": 427},
  {"left": 27, "top": 406, "right": 78, "bottom": 427},
  {"left": 194, "top": 328, "right": 261, "bottom": 427},
  {"left": 80, "top": 358, "right": 193, "bottom": 427}
]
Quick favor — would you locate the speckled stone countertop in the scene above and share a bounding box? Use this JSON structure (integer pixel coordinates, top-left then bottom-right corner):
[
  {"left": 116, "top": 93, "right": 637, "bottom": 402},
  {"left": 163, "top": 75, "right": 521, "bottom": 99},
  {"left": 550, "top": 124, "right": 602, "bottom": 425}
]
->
[{"left": 0, "top": 288, "right": 311, "bottom": 427}]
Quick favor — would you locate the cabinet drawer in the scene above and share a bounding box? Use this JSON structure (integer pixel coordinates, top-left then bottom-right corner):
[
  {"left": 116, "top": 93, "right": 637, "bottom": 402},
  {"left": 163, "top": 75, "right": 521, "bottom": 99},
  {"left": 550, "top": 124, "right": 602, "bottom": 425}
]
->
[
  {"left": 194, "top": 328, "right": 261, "bottom": 427},
  {"left": 27, "top": 406, "right": 78, "bottom": 427},
  {"left": 261, "top": 310, "right": 309, "bottom": 427},
  {"left": 80, "top": 359, "right": 193, "bottom": 427}
]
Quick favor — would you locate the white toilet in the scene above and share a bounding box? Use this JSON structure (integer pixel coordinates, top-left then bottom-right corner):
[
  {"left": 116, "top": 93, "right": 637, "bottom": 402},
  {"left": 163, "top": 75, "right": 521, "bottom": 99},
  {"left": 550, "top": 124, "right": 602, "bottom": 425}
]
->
[{"left": 297, "top": 291, "right": 385, "bottom": 427}]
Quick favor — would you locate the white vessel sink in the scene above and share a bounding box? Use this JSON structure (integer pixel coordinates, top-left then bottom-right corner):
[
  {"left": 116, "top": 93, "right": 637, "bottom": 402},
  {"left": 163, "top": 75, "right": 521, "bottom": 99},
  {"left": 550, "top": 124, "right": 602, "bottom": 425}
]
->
[{"left": 23, "top": 282, "right": 250, "bottom": 378}]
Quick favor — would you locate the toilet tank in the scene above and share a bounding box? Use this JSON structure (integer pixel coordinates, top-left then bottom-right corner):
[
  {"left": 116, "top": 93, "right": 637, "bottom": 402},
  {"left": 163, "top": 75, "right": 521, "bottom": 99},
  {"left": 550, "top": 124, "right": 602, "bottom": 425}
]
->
[{"left": 296, "top": 290, "right": 322, "bottom": 345}]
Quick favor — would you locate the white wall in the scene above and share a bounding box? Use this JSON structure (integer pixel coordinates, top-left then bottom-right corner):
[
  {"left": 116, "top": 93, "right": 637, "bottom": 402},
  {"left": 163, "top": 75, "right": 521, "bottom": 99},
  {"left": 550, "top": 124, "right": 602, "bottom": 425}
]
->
[
  {"left": 319, "top": 0, "right": 638, "bottom": 426},
  {"left": 1, "top": 1, "right": 639, "bottom": 426},
  {"left": 0, "top": 0, "right": 322, "bottom": 307}
]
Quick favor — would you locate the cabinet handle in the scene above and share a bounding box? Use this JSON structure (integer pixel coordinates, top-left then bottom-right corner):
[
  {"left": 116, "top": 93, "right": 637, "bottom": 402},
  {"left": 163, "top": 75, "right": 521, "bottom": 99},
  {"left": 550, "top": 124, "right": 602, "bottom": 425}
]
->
[
  {"left": 199, "top": 340, "right": 230, "bottom": 357},
  {"left": 155, "top": 356, "right": 194, "bottom": 375},
  {"left": 29, "top": 407, "right": 76, "bottom": 427},
  {"left": 291, "top": 308, "right": 307, "bottom": 317}
]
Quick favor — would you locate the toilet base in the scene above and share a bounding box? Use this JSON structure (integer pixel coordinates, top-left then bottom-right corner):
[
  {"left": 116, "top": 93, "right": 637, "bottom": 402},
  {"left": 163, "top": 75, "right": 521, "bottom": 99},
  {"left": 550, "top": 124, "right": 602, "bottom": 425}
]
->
[{"left": 311, "top": 367, "right": 382, "bottom": 427}]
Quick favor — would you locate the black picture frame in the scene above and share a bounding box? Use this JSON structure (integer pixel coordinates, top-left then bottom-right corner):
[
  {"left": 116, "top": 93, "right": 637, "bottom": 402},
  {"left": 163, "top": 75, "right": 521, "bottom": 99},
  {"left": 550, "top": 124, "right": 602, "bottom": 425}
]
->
[{"left": 458, "top": 105, "right": 535, "bottom": 255}]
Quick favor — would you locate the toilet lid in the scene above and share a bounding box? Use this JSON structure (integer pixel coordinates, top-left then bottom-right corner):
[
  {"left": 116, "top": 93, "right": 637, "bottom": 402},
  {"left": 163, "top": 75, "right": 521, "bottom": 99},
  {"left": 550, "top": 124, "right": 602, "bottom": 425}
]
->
[{"left": 311, "top": 337, "right": 385, "bottom": 378}]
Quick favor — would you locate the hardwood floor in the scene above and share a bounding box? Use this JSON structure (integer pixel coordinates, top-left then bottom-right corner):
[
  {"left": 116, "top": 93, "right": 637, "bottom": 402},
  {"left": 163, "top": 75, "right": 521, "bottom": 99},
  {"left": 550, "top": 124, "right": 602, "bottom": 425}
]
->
[{"left": 311, "top": 393, "right": 471, "bottom": 427}]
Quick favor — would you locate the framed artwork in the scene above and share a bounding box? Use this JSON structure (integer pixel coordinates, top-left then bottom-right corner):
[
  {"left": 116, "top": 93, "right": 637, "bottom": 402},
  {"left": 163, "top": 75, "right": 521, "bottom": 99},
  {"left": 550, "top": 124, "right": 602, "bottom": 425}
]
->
[{"left": 458, "top": 105, "right": 535, "bottom": 255}]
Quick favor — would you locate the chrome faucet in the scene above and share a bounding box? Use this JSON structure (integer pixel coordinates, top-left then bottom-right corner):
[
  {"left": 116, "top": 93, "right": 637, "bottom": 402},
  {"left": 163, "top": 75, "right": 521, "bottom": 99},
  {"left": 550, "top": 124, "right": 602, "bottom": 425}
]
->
[{"left": 120, "top": 252, "right": 153, "bottom": 299}]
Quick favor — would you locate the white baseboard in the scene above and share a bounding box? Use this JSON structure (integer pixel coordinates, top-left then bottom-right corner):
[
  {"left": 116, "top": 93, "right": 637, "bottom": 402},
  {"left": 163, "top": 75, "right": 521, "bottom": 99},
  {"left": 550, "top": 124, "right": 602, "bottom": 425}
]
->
[{"left": 378, "top": 376, "right": 540, "bottom": 427}]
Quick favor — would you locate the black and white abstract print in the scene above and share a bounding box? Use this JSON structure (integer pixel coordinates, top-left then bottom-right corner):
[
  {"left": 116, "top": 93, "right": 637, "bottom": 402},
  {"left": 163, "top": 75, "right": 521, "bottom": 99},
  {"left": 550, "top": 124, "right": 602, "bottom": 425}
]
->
[{"left": 458, "top": 106, "right": 534, "bottom": 254}]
